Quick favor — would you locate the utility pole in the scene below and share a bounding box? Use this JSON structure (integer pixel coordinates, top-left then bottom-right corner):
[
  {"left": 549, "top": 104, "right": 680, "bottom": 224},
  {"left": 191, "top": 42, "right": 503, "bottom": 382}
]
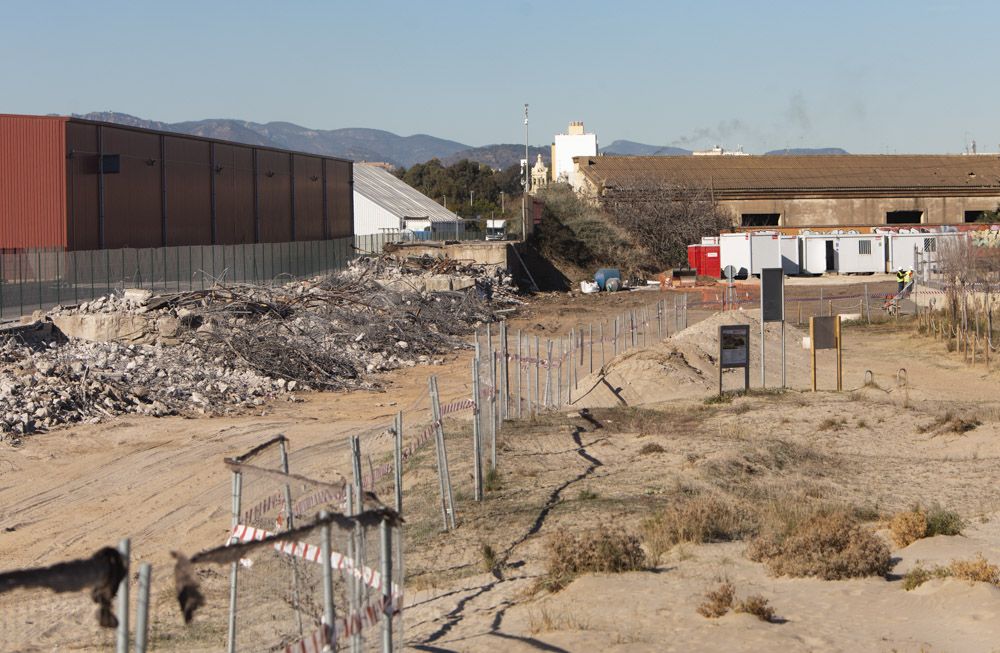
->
[{"left": 521, "top": 103, "right": 528, "bottom": 241}]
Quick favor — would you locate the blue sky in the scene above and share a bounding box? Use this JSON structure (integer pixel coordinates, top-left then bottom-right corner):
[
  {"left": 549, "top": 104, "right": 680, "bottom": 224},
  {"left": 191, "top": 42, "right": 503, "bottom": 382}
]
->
[{"left": 2, "top": 0, "right": 996, "bottom": 153}]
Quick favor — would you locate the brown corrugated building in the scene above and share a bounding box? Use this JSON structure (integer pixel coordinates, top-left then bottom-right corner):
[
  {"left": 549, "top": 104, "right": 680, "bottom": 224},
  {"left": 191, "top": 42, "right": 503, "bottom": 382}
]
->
[
  {"left": 575, "top": 154, "right": 1000, "bottom": 228},
  {"left": 0, "top": 114, "right": 353, "bottom": 250}
]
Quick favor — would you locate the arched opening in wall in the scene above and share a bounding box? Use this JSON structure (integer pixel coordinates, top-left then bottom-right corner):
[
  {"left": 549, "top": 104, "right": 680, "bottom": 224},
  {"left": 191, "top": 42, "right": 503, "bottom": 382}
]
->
[{"left": 886, "top": 210, "right": 922, "bottom": 224}]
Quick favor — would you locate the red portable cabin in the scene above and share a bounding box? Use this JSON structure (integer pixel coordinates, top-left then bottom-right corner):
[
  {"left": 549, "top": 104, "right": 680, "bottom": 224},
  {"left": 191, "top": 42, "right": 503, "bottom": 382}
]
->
[
  {"left": 687, "top": 244, "right": 700, "bottom": 271},
  {"left": 700, "top": 245, "right": 721, "bottom": 278}
]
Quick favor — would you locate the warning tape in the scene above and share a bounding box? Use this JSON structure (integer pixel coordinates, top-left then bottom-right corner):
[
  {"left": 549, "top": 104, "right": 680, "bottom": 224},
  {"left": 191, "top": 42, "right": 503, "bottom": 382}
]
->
[
  {"left": 284, "top": 593, "right": 395, "bottom": 652},
  {"left": 228, "top": 523, "right": 402, "bottom": 599}
]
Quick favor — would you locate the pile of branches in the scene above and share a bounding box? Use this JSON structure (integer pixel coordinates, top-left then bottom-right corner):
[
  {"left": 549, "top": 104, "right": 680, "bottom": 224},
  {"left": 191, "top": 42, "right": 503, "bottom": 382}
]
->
[{"left": 176, "top": 270, "right": 499, "bottom": 390}]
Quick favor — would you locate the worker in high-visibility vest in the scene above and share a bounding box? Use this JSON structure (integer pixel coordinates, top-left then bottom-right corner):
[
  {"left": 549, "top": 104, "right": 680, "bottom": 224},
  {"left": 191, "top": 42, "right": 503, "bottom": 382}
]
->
[
  {"left": 896, "top": 268, "right": 906, "bottom": 294},
  {"left": 905, "top": 269, "right": 914, "bottom": 292}
]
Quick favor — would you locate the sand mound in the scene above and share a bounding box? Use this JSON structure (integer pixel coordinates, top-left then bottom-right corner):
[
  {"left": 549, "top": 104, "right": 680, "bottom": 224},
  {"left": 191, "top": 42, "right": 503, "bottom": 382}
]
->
[{"left": 571, "top": 310, "right": 807, "bottom": 407}]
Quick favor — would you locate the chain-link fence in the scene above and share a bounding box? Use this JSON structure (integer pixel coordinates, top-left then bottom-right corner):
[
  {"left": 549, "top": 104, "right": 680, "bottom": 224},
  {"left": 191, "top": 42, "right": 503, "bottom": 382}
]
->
[{"left": 0, "top": 234, "right": 417, "bottom": 323}]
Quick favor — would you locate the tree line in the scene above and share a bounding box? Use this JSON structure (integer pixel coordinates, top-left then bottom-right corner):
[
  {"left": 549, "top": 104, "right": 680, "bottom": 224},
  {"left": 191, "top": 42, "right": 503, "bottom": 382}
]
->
[{"left": 394, "top": 159, "right": 524, "bottom": 223}]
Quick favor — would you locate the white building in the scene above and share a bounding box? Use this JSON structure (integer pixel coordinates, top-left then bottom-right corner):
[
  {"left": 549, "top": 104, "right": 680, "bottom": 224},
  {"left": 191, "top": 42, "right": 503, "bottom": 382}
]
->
[
  {"left": 552, "top": 121, "right": 598, "bottom": 190},
  {"left": 352, "top": 164, "right": 465, "bottom": 239}
]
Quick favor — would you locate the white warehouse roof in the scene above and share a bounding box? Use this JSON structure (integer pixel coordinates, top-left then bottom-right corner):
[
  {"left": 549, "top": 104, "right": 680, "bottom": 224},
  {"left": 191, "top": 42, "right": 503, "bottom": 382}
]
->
[{"left": 353, "top": 164, "right": 463, "bottom": 224}]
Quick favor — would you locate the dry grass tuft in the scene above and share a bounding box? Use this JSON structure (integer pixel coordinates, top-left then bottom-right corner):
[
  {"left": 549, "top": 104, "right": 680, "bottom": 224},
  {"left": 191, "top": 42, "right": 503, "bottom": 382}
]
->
[
  {"left": 539, "top": 527, "right": 646, "bottom": 592},
  {"left": 746, "top": 510, "right": 892, "bottom": 580},
  {"left": 949, "top": 555, "right": 1000, "bottom": 585},
  {"left": 641, "top": 495, "right": 758, "bottom": 562},
  {"left": 483, "top": 467, "right": 502, "bottom": 493},
  {"left": 890, "top": 509, "right": 929, "bottom": 547},
  {"left": 638, "top": 442, "right": 666, "bottom": 455},
  {"left": 480, "top": 543, "right": 499, "bottom": 574},
  {"left": 736, "top": 594, "right": 777, "bottom": 622},
  {"left": 818, "top": 417, "right": 847, "bottom": 431},
  {"left": 697, "top": 583, "right": 778, "bottom": 622},
  {"left": 696, "top": 581, "right": 735, "bottom": 618},
  {"left": 903, "top": 555, "right": 1000, "bottom": 590}
]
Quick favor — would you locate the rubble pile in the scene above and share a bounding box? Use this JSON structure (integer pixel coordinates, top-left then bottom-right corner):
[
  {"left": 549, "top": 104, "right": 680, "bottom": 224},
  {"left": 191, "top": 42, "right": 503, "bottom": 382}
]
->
[
  {"left": 344, "top": 255, "right": 524, "bottom": 305},
  {"left": 1, "top": 260, "right": 514, "bottom": 439},
  {"left": 0, "top": 337, "right": 282, "bottom": 438}
]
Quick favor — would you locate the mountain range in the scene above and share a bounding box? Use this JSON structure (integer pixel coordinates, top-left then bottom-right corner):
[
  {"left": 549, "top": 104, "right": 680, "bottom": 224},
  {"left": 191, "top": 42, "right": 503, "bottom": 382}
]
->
[
  {"left": 74, "top": 113, "right": 847, "bottom": 169},
  {"left": 601, "top": 139, "right": 848, "bottom": 157}
]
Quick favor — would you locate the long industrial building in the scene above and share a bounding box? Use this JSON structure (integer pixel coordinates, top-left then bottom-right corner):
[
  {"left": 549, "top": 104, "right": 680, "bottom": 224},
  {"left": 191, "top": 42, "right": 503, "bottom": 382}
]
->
[
  {"left": 0, "top": 114, "right": 354, "bottom": 250},
  {"left": 574, "top": 154, "right": 1000, "bottom": 229}
]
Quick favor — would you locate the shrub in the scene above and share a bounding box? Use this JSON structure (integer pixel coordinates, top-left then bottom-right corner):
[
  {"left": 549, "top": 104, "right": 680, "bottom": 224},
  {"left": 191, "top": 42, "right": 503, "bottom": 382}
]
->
[
  {"left": 890, "top": 510, "right": 928, "bottom": 547},
  {"left": 642, "top": 495, "right": 758, "bottom": 562},
  {"left": 902, "top": 564, "right": 946, "bottom": 590},
  {"left": 480, "top": 543, "right": 499, "bottom": 574},
  {"left": 949, "top": 555, "right": 1000, "bottom": 585},
  {"left": 577, "top": 489, "right": 599, "bottom": 501},
  {"left": 746, "top": 510, "right": 892, "bottom": 580},
  {"left": 697, "top": 582, "right": 735, "bottom": 618},
  {"left": 903, "top": 555, "right": 1000, "bottom": 590},
  {"left": 925, "top": 505, "right": 964, "bottom": 537},
  {"left": 736, "top": 595, "right": 776, "bottom": 622},
  {"left": 638, "top": 442, "right": 666, "bottom": 455},
  {"left": 540, "top": 527, "right": 646, "bottom": 592}
]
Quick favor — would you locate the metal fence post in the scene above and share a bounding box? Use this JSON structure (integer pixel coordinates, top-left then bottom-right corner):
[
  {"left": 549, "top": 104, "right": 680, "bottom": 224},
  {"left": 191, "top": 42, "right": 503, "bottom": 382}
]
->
[
  {"left": 472, "top": 356, "right": 483, "bottom": 501},
  {"left": 557, "top": 339, "right": 564, "bottom": 407},
  {"left": 516, "top": 330, "right": 522, "bottom": 419},
  {"left": 116, "top": 538, "right": 130, "bottom": 653},
  {"left": 429, "top": 376, "right": 455, "bottom": 530},
  {"left": 490, "top": 351, "right": 498, "bottom": 470},
  {"left": 588, "top": 323, "right": 594, "bottom": 374},
  {"left": 380, "top": 519, "right": 393, "bottom": 653},
  {"left": 500, "top": 321, "right": 509, "bottom": 420},
  {"left": 534, "top": 335, "right": 541, "bottom": 415},
  {"left": 394, "top": 411, "right": 403, "bottom": 515},
  {"left": 227, "top": 471, "right": 242, "bottom": 653},
  {"left": 279, "top": 439, "right": 304, "bottom": 637},
  {"left": 320, "top": 510, "right": 336, "bottom": 648},
  {"left": 600, "top": 322, "right": 605, "bottom": 368},
  {"left": 544, "top": 339, "right": 552, "bottom": 407},
  {"left": 134, "top": 563, "right": 152, "bottom": 653}
]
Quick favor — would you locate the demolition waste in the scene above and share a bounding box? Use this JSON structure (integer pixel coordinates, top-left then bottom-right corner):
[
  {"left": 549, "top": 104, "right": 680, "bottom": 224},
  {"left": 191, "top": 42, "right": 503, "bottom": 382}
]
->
[{"left": 0, "top": 256, "right": 520, "bottom": 440}]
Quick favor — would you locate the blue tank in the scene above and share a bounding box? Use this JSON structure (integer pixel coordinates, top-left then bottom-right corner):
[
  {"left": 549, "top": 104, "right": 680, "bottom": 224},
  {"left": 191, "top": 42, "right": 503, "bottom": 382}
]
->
[{"left": 594, "top": 268, "right": 621, "bottom": 291}]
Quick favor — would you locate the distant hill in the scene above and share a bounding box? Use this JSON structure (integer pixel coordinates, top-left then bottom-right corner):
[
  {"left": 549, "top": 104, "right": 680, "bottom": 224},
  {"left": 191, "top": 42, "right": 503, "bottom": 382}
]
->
[
  {"left": 75, "top": 112, "right": 470, "bottom": 168},
  {"left": 442, "top": 144, "right": 549, "bottom": 170},
  {"left": 602, "top": 140, "right": 692, "bottom": 156},
  {"left": 765, "top": 147, "right": 850, "bottom": 156},
  {"left": 602, "top": 140, "right": 851, "bottom": 157}
]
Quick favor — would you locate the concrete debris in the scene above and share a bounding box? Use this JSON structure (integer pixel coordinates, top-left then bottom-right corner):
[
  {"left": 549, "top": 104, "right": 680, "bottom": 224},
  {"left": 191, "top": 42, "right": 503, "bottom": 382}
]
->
[{"left": 2, "top": 260, "right": 516, "bottom": 440}]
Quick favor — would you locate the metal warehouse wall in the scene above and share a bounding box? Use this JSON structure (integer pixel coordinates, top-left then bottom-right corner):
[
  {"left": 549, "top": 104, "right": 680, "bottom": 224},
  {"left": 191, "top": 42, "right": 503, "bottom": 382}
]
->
[
  {"left": 0, "top": 115, "right": 67, "bottom": 249},
  {"left": 327, "top": 159, "right": 353, "bottom": 238},
  {"left": 58, "top": 118, "right": 353, "bottom": 250}
]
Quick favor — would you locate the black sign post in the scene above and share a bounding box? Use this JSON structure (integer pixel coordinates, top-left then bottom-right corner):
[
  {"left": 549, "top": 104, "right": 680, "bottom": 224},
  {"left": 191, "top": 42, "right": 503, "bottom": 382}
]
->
[
  {"left": 810, "top": 315, "right": 842, "bottom": 391},
  {"left": 759, "top": 268, "right": 785, "bottom": 388},
  {"left": 719, "top": 324, "right": 751, "bottom": 396}
]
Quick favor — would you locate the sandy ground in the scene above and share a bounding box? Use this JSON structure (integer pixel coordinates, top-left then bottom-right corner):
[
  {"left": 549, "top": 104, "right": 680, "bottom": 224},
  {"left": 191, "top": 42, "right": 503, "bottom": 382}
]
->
[{"left": 2, "top": 279, "right": 998, "bottom": 652}]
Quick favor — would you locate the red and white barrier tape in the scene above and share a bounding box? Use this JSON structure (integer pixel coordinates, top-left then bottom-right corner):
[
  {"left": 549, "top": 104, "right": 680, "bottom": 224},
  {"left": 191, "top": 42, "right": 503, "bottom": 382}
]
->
[
  {"left": 284, "top": 593, "right": 396, "bottom": 652},
  {"left": 229, "top": 524, "right": 402, "bottom": 599}
]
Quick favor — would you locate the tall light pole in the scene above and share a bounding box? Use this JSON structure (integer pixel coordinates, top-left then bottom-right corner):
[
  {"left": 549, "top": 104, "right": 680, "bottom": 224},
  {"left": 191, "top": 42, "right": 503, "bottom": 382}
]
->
[{"left": 521, "top": 103, "right": 529, "bottom": 240}]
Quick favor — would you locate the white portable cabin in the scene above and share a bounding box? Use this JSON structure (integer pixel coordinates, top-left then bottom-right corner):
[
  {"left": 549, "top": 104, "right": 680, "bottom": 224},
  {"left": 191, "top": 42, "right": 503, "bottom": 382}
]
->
[
  {"left": 887, "top": 232, "right": 961, "bottom": 272},
  {"left": 719, "top": 233, "right": 752, "bottom": 278},
  {"left": 779, "top": 235, "right": 800, "bottom": 275},
  {"left": 832, "top": 234, "right": 886, "bottom": 274},
  {"left": 701, "top": 236, "right": 720, "bottom": 245},
  {"left": 749, "top": 233, "right": 782, "bottom": 275},
  {"left": 799, "top": 235, "right": 834, "bottom": 275}
]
